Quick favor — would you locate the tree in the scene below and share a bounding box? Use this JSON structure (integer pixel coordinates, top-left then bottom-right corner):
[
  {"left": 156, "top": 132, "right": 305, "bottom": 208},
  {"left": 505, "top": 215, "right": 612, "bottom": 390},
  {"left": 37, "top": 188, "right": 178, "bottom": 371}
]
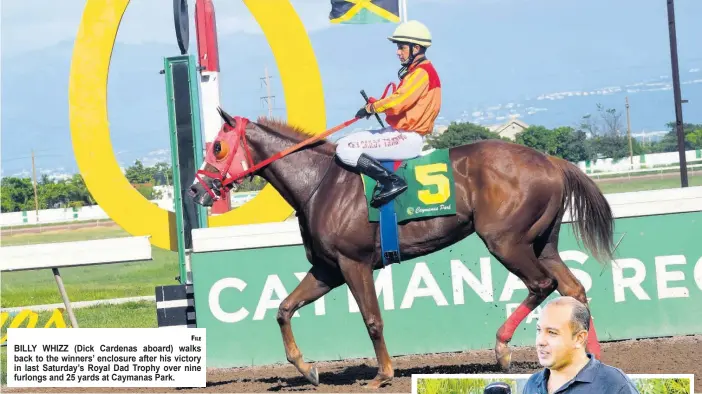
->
[
  {"left": 647, "top": 122, "right": 702, "bottom": 153},
  {"left": 597, "top": 103, "right": 623, "bottom": 136},
  {"left": 515, "top": 126, "right": 591, "bottom": 162},
  {"left": 152, "top": 162, "right": 173, "bottom": 186},
  {"left": 67, "top": 174, "right": 95, "bottom": 207},
  {"left": 554, "top": 127, "right": 591, "bottom": 162},
  {"left": 425, "top": 122, "right": 508, "bottom": 149},
  {"left": 579, "top": 103, "right": 624, "bottom": 137},
  {"left": 1, "top": 177, "right": 35, "bottom": 212},
  {"left": 515, "top": 126, "right": 556, "bottom": 154},
  {"left": 0, "top": 174, "right": 97, "bottom": 212},
  {"left": 588, "top": 134, "right": 631, "bottom": 161},
  {"left": 236, "top": 176, "right": 267, "bottom": 192},
  {"left": 686, "top": 128, "right": 702, "bottom": 149},
  {"left": 125, "top": 160, "right": 153, "bottom": 184}
]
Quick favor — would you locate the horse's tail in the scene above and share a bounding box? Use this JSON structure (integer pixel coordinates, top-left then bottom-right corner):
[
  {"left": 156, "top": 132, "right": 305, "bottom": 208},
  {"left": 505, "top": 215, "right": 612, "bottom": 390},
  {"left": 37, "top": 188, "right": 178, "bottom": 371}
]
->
[{"left": 550, "top": 156, "right": 616, "bottom": 264}]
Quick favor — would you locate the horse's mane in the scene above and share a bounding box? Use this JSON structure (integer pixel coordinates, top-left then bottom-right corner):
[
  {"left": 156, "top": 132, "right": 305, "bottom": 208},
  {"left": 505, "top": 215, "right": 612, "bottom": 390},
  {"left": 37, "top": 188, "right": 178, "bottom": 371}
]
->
[{"left": 254, "top": 116, "right": 338, "bottom": 156}]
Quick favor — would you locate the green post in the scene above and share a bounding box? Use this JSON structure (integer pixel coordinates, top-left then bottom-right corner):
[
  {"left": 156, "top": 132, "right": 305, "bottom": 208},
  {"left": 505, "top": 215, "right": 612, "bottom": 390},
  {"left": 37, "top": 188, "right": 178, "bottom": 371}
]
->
[{"left": 163, "top": 54, "right": 208, "bottom": 285}]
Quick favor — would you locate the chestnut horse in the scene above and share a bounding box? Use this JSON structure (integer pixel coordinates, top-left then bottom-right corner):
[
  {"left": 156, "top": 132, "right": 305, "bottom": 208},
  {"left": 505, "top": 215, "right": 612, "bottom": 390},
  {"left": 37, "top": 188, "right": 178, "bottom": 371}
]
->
[{"left": 189, "top": 108, "right": 615, "bottom": 389}]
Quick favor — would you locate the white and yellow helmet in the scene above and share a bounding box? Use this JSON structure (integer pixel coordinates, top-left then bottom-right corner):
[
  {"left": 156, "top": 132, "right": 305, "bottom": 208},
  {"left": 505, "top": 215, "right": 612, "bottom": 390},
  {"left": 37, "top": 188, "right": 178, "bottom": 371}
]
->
[{"left": 388, "top": 20, "right": 432, "bottom": 48}]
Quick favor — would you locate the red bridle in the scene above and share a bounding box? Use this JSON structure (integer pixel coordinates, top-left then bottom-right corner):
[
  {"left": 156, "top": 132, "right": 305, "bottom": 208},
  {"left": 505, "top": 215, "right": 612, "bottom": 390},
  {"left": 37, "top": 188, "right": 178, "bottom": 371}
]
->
[
  {"left": 194, "top": 116, "right": 255, "bottom": 201},
  {"left": 194, "top": 115, "right": 361, "bottom": 202}
]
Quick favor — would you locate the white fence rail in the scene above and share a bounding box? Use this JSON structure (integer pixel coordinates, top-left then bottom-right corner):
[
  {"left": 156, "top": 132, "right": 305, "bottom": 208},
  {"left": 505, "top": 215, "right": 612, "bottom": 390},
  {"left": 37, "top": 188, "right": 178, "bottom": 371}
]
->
[
  {"left": 2, "top": 162, "right": 699, "bottom": 229},
  {"left": 0, "top": 236, "right": 153, "bottom": 327},
  {"left": 0, "top": 191, "right": 258, "bottom": 229},
  {"left": 577, "top": 148, "right": 701, "bottom": 173},
  {"left": 587, "top": 163, "right": 702, "bottom": 179}
]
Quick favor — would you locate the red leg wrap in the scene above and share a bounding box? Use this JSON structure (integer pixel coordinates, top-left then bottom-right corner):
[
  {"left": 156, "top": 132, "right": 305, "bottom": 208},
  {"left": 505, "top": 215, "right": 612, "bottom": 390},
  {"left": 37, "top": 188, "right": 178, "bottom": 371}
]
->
[
  {"left": 587, "top": 317, "right": 601, "bottom": 359},
  {"left": 498, "top": 304, "right": 532, "bottom": 343}
]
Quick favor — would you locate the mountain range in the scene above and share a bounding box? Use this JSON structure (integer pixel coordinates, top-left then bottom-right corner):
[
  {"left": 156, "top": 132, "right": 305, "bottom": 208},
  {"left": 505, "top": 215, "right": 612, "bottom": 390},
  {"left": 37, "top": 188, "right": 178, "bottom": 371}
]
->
[{"left": 2, "top": 0, "right": 701, "bottom": 179}]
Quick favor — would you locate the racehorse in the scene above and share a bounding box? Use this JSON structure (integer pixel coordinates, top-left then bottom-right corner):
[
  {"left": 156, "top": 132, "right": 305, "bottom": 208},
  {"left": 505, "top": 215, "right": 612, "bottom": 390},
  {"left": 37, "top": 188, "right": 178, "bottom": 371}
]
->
[{"left": 189, "top": 108, "right": 616, "bottom": 389}]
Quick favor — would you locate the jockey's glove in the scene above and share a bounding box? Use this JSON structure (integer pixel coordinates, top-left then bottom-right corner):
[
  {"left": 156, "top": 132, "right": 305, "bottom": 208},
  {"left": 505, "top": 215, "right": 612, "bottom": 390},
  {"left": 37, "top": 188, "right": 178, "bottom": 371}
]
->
[{"left": 355, "top": 106, "right": 372, "bottom": 119}]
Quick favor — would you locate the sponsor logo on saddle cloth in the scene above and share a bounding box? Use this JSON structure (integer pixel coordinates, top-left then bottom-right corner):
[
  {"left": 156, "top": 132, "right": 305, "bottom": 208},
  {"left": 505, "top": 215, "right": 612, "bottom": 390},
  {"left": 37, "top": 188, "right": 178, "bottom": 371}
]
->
[{"left": 361, "top": 148, "right": 457, "bottom": 222}]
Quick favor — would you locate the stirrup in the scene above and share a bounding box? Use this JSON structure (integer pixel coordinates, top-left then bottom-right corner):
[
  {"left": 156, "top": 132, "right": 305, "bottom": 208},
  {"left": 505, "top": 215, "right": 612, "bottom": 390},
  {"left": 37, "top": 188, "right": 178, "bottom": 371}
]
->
[{"left": 371, "top": 183, "right": 407, "bottom": 208}]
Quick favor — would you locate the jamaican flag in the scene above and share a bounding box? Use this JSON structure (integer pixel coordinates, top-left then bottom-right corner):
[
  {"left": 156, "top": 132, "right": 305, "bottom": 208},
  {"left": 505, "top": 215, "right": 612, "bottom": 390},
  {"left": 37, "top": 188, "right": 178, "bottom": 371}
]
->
[{"left": 329, "top": 0, "right": 400, "bottom": 24}]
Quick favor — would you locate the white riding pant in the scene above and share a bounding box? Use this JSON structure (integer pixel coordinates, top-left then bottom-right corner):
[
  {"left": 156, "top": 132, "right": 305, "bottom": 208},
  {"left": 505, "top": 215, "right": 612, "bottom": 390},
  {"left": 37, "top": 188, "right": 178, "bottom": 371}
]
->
[{"left": 335, "top": 127, "right": 425, "bottom": 167}]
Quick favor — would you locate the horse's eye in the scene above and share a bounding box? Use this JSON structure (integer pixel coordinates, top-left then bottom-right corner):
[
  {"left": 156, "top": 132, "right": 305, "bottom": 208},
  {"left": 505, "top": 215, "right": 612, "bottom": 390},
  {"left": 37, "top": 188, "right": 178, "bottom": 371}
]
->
[{"left": 213, "top": 140, "right": 229, "bottom": 160}]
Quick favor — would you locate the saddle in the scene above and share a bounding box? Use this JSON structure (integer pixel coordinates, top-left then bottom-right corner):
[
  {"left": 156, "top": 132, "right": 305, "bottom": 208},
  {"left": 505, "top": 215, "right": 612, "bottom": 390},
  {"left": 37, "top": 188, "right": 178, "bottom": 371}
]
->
[{"left": 360, "top": 148, "right": 456, "bottom": 267}]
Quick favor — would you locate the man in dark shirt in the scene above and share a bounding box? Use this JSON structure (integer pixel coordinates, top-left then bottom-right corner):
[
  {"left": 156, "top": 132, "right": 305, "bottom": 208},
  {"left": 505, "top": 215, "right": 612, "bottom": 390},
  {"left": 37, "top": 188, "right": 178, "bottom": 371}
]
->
[{"left": 522, "top": 296, "right": 639, "bottom": 394}]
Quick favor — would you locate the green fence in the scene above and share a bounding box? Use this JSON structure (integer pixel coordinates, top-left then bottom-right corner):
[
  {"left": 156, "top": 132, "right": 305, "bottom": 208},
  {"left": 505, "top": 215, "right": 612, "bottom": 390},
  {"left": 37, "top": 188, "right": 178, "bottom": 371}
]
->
[{"left": 190, "top": 211, "right": 702, "bottom": 368}]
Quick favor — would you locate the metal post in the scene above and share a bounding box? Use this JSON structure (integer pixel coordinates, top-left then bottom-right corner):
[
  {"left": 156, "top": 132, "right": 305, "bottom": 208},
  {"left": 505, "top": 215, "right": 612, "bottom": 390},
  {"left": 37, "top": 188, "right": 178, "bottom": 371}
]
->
[
  {"left": 625, "top": 96, "right": 633, "bottom": 169},
  {"left": 667, "top": 0, "right": 688, "bottom": 187},
  {"left": 52, "top": 268, "right": 79, "bottom": 328}
]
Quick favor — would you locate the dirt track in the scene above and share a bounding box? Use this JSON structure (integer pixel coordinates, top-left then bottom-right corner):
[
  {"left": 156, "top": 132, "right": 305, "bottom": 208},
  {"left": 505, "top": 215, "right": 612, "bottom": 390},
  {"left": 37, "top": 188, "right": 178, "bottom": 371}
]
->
[{"left": 4, "top": 335, "right": 701, "bottom": 393}]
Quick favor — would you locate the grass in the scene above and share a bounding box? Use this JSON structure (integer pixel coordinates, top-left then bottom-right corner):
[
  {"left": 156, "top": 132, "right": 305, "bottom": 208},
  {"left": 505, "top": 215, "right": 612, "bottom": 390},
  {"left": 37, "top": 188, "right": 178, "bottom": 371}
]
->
[
  {"left": 0, "top": 301, "right": 157, "bottom": 386},
  {"left": 1, "top": 219, "right": 116, "bottom": 231},
  {"left": 1, "top": 226, "right": 129, "bottom": 245},
  {"left": 414, "top": 376, "right": 692, "bottom": 394},
  {"left": 1, "top": 227, "right": 179, "bottom": 308},
  {"left": 416, "top": 377, "right": 520, "bottom": 394},
  {"left": 632, "top": 377, "right": 692, "bottom": 394},
  {"left": 594, "top": 172, "right": 702, "bottom": 194}
]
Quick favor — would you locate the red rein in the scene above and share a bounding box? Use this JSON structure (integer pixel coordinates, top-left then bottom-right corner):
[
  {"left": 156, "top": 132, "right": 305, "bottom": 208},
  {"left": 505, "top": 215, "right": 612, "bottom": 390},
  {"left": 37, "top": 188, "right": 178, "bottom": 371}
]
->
[
  {"left": 195, "top": 116, "right": 361, "bottom": 201},
  {"left": 194, "top": 82, "right": 398, "bottom": 202}
]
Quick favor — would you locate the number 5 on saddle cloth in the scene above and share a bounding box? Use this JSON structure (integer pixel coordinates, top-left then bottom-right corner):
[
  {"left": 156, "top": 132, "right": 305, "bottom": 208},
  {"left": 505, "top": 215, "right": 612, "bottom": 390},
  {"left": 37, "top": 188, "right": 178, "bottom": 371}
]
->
[{"left": 360, "top": 149, "right": 457, "bottom": 267}]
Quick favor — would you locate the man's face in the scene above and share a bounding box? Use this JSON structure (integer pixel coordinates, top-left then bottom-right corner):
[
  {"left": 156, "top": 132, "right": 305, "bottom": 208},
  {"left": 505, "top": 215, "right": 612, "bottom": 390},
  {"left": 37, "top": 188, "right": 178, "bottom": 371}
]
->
[
  {"left": 535, "top": 303, "right": 586, "bottom": 370},
  {"left": 396, "top": 43, "right": 412, "bottom": 63}
]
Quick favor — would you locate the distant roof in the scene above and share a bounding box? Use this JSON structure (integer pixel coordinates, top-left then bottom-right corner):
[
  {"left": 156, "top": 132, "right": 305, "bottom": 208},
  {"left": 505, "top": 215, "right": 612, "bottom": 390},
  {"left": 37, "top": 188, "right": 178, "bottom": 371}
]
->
[{"left": 487, "top": 117, "right": 530, "bottom": 133}]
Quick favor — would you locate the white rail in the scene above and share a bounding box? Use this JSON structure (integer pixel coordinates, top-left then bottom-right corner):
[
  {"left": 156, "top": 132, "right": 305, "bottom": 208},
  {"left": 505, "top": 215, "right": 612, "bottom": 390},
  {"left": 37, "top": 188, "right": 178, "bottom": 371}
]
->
[
  {"left": 1, "top": 236, "right": 153, "bottom": 327},
  {"left": 587, "top": 163, "right": 702, "bottom": 178}
]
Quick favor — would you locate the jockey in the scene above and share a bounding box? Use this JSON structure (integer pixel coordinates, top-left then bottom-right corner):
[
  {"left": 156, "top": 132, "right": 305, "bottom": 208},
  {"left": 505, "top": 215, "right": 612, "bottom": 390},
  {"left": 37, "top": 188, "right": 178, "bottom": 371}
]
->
[{"left": 336, "top": 20, "right": 442, "bottom": 208}]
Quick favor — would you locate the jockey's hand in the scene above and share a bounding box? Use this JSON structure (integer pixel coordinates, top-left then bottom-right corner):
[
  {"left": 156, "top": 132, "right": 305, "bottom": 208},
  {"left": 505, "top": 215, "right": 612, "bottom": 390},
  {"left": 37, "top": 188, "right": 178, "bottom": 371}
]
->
[{"left": 355, "top": 106, "right": 372, "bottom": 119}]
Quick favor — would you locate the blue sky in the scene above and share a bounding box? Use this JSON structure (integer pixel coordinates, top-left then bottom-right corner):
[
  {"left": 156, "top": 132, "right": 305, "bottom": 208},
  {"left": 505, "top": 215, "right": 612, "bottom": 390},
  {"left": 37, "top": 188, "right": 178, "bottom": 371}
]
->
[{"left": 1, "top": 0, "right": 701, "bottom": 178}]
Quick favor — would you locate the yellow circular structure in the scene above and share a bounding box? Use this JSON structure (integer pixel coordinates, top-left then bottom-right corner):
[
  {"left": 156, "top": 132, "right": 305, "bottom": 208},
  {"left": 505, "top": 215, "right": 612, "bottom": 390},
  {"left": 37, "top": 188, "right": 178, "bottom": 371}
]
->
[{"left": 69, "top": 0, "right": 326, "bottom": 251}]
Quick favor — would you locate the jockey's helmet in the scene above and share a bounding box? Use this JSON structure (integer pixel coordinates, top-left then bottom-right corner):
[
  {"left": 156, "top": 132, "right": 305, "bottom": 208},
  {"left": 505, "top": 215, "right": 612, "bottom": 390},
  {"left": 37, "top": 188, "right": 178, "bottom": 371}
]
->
[{"left": 387, "top": 20, "right": 432, "bottom": 48}]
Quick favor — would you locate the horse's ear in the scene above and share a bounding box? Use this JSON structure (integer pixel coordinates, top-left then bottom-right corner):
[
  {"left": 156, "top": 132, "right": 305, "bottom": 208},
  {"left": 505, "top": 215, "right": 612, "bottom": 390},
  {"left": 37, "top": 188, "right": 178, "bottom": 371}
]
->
[{"left": 217, "top": 106, "right": 236, "bottom": 128}]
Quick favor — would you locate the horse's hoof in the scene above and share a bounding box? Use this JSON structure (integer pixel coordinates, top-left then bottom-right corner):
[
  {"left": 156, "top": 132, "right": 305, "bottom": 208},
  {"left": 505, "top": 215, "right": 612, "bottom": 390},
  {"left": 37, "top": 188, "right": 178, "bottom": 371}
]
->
[
  {"left": 303, "top": 366, "right": 319, "bottom": 386},
  {"left": 495, "top": 341, "right": 512, "bottom": 370},
  {"left": 364, "top": 374, "right": 393, "bottom": 390}
]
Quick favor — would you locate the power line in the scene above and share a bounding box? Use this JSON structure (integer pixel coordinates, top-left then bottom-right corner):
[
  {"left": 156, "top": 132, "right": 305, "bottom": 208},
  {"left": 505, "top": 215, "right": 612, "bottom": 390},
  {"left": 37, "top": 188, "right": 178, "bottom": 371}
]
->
[
  {"left": 31, "top": 150, "right": 40, "bottom": 217},
  {"left": 260, "top": 66, "right": 275, "bottom": 118}
]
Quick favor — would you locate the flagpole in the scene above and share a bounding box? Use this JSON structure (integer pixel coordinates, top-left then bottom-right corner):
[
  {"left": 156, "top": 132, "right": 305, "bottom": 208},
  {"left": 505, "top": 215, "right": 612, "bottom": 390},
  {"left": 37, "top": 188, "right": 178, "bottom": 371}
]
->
[{"left": 401, "top": 0, "right": 408, "bottom": 22}]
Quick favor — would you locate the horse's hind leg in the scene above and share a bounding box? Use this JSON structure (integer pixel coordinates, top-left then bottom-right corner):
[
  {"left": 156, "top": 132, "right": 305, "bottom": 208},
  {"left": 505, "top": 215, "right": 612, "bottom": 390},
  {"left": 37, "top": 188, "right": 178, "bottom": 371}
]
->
[
  {"left": 483, "top": 235, "right": 558, "bottom": 370},
  {"left": 276, "top": 264, "right": 344, "bottom": 386},
  {"left": 537, "top": 241, "right": 602, "bottom": 359},
  {"left": 338, "top": 255, "right": 393, "bottom": 389}
]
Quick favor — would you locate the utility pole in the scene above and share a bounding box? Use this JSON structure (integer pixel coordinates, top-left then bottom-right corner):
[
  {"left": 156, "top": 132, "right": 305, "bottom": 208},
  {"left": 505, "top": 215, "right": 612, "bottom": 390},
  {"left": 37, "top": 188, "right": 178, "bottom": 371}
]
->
[
  {"left": 667, "top": 0, "right": 688, "bottom": 187},
  {"left": 260, "top": 66, "right": 275, "bottom": 118},
  {"left": 31, "top": 149, "right": 40, "bottom": 220},
  {"left": 625, "top": 96, "right": 633, "bottom": 169}
]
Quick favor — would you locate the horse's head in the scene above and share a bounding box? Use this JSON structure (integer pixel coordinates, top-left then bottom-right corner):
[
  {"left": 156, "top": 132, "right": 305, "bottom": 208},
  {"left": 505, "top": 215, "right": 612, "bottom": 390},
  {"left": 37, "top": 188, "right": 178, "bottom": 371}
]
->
[{"left": 189, "top": 107, "right": 254, "bottom": 207}]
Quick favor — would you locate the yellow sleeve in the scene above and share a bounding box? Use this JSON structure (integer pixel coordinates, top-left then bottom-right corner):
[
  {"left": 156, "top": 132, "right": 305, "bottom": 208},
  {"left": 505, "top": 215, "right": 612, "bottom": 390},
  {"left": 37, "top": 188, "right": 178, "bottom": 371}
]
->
[{"left": 369, "top": 68, "right": 429, "bottom": 114}]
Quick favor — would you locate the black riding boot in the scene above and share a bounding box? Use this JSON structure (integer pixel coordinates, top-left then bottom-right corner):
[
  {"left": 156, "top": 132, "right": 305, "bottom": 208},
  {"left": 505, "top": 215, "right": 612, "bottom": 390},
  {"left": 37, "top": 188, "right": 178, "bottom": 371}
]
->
[{"left": 356, "top": 153, "right": 407, "bottom": 208}]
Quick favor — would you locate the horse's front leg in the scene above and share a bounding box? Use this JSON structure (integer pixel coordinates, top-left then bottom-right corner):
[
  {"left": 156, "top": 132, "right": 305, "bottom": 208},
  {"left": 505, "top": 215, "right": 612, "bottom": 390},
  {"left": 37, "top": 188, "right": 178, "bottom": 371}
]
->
[
  {"left": 338, "top": 255, "right": 393, "bottom": 389},
  {"left": 276, "top": 264, "right": 344, "bottom": 386}
]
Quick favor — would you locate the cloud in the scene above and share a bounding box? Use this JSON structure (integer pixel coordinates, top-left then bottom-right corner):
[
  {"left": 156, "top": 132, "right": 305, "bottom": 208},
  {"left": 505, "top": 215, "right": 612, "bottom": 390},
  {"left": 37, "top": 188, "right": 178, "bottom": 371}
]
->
[{"left": 140, "top": 149, "right": 171, "bottom": 167}]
